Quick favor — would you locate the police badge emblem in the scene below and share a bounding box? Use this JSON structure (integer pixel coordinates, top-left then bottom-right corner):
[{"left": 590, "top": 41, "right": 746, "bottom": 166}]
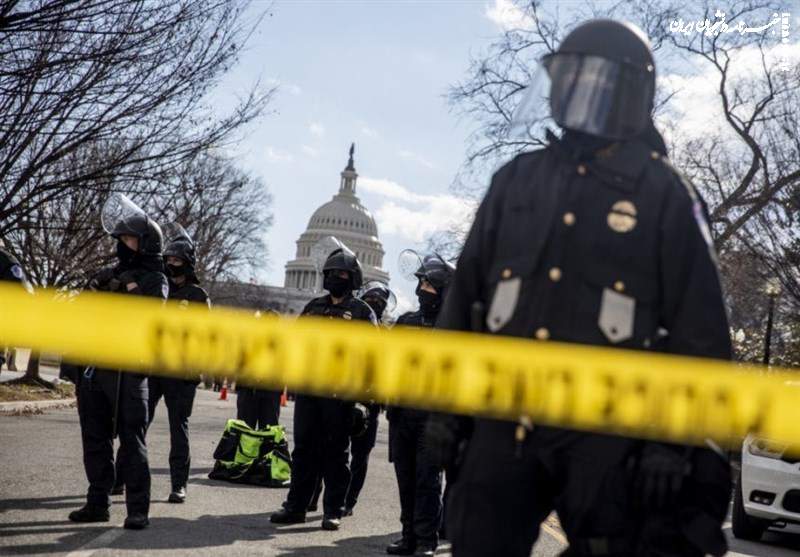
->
[{"left": 607, "top": 200, "right": 637, "bottom": 233}]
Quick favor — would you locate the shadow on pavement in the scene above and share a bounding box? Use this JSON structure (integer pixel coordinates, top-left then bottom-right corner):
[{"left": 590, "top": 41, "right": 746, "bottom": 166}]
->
[
  {"left": 111, "top": 513, "right": 277, "bottom": 550},
  {"left": 0, "top": 526, "right": 113, "bottom": 555},
  {"left": 0, "top": 494, "right": 85, "bottom": 512},
  {"left": 267, "top": 528, "right": 400, "bottom": 556}
]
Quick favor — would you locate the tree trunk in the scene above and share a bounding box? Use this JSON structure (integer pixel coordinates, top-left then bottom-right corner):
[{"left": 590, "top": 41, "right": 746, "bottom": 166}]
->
[{"left": 24, "top": 349, "right": 40, "bottom": 380}]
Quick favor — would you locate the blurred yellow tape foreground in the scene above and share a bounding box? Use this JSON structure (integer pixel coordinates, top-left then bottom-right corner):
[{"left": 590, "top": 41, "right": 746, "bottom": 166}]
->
[{"left": 1, "top": 284, "right": 798, "bottom": 448}]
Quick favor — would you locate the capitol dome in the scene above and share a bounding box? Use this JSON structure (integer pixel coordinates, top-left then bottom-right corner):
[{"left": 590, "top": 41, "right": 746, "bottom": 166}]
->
[{"left": 284, "top": 144, "right": 389, "bottom": 291}]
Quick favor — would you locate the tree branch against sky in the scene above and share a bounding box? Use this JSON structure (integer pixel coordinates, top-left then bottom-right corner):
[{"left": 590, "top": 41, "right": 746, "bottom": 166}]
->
[{"left": 0, "top": 0, "right": 274, "bottom": 235}]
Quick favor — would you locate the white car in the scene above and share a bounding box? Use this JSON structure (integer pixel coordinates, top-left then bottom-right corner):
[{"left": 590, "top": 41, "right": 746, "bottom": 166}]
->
[{"left": 732, "top": 433, "right": 800, "bottom": 541}]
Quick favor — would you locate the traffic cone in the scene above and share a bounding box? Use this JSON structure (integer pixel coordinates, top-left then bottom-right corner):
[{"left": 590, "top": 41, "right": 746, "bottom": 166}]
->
[
  {"left": 280, "top": 389, "right": 287, "bottom": 407},
  {"left": 219, "top": 380, "right": 228, "bottom": 401}
]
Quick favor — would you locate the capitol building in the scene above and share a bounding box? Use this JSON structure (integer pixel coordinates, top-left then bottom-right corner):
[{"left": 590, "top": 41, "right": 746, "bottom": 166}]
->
[{"left": 211, "top": 144, "right": 389, "bottom": 314}]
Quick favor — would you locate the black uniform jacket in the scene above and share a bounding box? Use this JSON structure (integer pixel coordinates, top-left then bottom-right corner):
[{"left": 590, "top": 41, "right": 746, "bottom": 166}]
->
[
  {"left": 168, "top": 281, "right": 211, "bottom": 307},
  {"left": 396, "top": 310, "right": 437, "bottom": 329},
  {"left": 437, "top": 134, "right": 731, "bottom": 360},
  {"left": 302, "top": 293, "right": 377, "bottom": 324}
]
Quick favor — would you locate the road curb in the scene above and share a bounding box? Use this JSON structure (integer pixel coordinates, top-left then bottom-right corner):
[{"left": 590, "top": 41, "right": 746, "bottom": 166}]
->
[{"left": 0, "top": 398, "right": 76, "bottom": 413}]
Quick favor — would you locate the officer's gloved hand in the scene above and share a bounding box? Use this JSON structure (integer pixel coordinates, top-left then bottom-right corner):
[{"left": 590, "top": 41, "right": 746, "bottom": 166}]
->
[
  {"left": 348, "top": 403, "right": 370, "bottom": 437},
  {"left": 424, "top": 413, "right": 464, "bottom": 467},
  {"left": 632, "top": 442, "right": 693, "bottom": 510},
  {"left": 117, "top": 270, "right": 141, "bottom": 292},
  {"left": 88, "top": 268, "right": 117, "bottom": 291}
]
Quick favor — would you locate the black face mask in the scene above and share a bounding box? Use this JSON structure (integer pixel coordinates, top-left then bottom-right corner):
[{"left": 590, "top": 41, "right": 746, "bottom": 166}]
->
[
  {"left": 166, "top": 263, "right": 185, "bottom": 278},
  {"left": 324, "top": 275, "right": 351, "bottom": 297},
  {"left": 417, "top": 288, "right": 441, "bottom": 315},
  {"left": 116, "top": 240, "right": 137, "bottom": 265}
]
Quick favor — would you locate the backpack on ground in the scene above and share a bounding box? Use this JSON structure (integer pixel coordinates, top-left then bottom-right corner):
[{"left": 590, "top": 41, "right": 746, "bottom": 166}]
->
[{"left": 208, "top": 419, "right": 291, "bottom": 487}]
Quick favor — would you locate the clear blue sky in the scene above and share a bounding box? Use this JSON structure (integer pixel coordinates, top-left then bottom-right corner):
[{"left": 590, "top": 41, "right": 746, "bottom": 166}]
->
[{"left": 214, "top": 0, "right": 518, "bottom": 314}]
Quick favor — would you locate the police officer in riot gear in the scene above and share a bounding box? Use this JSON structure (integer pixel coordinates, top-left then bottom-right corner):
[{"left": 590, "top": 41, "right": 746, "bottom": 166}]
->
[
  {"left": 434, "top": 19, "right": 732, "bottom": 557},
  {"left": 387, "top": 252, "right": 454, "bottom": 557},
  {"left": 307, "top": 280, "right": 396, "bottom": 515},
  {"left": 270, "top": 246, "right": 376, "bottom": 531},
  {"left": 147, "top": 224, "right": 210, "bottom": 504},
  {"left": 68, "top": 194, "right": 168, "bottom": 530}
]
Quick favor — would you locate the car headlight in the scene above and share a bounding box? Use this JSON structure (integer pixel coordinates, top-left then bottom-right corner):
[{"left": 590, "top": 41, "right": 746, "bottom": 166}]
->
[{"left": 747, "top": 436, "right": 788, "bottom": 459}]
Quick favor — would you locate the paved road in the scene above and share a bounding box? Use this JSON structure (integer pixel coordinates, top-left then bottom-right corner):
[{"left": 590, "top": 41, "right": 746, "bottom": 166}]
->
[
  {"left": 1, "top": 388, "right": 798, "bottom": 556},
  {"left": 0, "top": 389, "right": 567, "bottom": 556}
]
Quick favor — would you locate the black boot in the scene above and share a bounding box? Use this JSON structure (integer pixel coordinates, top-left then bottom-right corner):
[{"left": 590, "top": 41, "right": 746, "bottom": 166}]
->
[
  {"left": 68, "top": 505, "right": 110, "bottom": 523},
  {"left": 123, "top": 513, "right": 149, "bottom": 530},
  {"left": 386, "top": 538, "right": 416, "bottom": 555},
  {"left": 270, "top": 508, "right": 306, "bottom": 524}
]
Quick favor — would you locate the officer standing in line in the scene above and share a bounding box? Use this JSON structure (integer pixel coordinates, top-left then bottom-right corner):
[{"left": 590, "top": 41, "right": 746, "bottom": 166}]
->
[
  {"left": 237, "top": 309, "right": 283, "bottom": 430},
  {"left": 307, "top": 280, "right": 397, "bottom": 515},
  {"left": 0, "top": 244, "right": 33, "bottom": 374},
  {"left": 387, "top": 252, "right": 454, "bottom": 557},
  {"left": 145, "top": 223, "right": 210, "bottom": 504},
  {"left": 432, "top": 19, "right": 733, "bottom": 557},
  {"left": 68, "top": 193, "right": 168, "bottom": 530},
  {"left": 270, "top": 246, "right": 376, "bottom": 531}
]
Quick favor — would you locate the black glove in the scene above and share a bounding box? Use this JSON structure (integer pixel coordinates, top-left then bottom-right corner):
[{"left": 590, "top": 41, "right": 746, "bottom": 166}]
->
[
  {"left": 348, "top": 403, "right": 370, "bottom": 437},
  {"left": 631, "top": 442, "right": 692, "bottom": 510},
  {"left": 116, "top": 270, "right": 141, "bottom": 292},
  {"left": 87, "top": 268, "right": 118, "bottom": 291},
  {"left": 425, "top": 413, "right": 465, "bottom": 467}
]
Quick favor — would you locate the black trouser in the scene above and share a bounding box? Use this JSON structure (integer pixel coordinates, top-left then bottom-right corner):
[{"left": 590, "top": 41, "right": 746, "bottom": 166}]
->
[
  {"left": 448, "top": 420, "right": 731, "bottom": 557},
  {"left": 236, "top": 387, "right": 282, "bottom": 429},
  {"left": 77, "top": 370, "right": 150, "bottom": 516},
  {"left": 310, "top": 402, "right": 380, "bottom": 510},
  {"left": 447, "top": 420, "right": 637, "bottom": 557},
  {"left": 284, "top": 394, "right": 351, "bottom": 518},
  {"left": 390, "top": 409, "right": 443, "bottom": 547},
  {"left": 148, "top": 376, "right": 197, "bottom": 491}
]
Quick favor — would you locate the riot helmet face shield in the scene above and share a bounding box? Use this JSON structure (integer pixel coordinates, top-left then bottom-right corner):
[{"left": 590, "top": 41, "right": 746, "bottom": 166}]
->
[
  {"left": 509, "top": 61, "right": 559, "bottom": 142},
  {"left": 398, "top": 249, "right": 454, "bottom": 295},
  {"left": 101, "top": 193, "right": 163, "bottom": 257},
  {"left": 514, "top": 20, "right": 656, "bottom": 141},
  {"left": 542, "top": 53, "right": 653, "bottom": 139}
]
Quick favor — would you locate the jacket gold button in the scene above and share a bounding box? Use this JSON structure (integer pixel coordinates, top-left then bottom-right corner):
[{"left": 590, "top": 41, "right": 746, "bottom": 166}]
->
[
  {"left": 614, "top": 281, "right": 625, "bottom": 292},
  {"left": 563, "top": 212, "right": 576, "bottom": 226},
  {"left": 577, "top": 164, "right": 587, "bottom": 176},
  {"left": 502, "top": 269, "right": 512, "bottom": 279},
  {"left": 650, "top": 150, "right": 661, "bottom": 159},
  {"left": 549, "top": 268, "right": 562, "bottom": 282},
  {"left": 535, "top": 327, "right": 550, "bottom": 340}
]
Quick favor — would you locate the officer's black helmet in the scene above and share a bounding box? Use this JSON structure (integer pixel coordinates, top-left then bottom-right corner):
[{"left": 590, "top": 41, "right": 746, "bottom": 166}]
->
[
  {"left": 414, "top": 254, "right": 455, "bottom": 293},
  {"left": 111, "top": 215, "right": 163, "bottom": 257},
  {"left": 163, "top": 239, "right": 196, "bottom": 269},
  {"left": 322, "top": 248, "right": 363, "bottom": 290},
  {"left": 359, "top": 280, "right": 397, "bottom": 316},
  {"left": 542, "top": 19, "right": 655, "bottom": 139}
]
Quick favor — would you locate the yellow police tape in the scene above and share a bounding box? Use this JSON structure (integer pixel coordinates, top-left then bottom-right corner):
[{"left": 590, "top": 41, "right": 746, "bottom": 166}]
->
[{"left": 1, "top": 284, "right": 798, "bottom": 450}]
